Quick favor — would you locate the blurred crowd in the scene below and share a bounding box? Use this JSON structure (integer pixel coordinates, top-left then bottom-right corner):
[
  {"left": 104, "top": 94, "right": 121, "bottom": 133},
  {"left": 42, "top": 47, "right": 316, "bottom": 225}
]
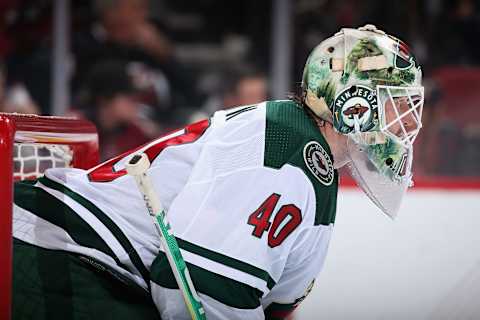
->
[{"left": 0, "top": 0, "right": 479, "bottom": 177}]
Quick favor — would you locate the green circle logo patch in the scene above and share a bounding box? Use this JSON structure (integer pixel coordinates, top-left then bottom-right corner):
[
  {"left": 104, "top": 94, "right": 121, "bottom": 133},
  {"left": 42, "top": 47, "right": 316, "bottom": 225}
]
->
[
  {"left": 303, "top": 141, "right": 334, "bottom": 186},
  {"left": 333, "top": 85, "right": 378, "bottom": 134}
]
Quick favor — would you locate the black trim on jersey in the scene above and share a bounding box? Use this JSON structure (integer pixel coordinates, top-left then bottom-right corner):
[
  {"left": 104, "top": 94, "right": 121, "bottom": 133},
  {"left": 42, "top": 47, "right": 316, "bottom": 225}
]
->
[
  {"left": 37, "top": 177, "right": 151, "bottom": 290},
  {"left": 226, "top": 105, "right": 258, "bottom": 121}
]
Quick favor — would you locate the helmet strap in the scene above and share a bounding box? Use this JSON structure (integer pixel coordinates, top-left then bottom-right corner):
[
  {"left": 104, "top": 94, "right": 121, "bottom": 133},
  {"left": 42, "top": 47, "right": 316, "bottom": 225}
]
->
[
  {"left": 357, "top": 55, "right": 388, "bottom": 71},
  {"left": 331, "top": 58, "right": 344, "bottom": 72}
]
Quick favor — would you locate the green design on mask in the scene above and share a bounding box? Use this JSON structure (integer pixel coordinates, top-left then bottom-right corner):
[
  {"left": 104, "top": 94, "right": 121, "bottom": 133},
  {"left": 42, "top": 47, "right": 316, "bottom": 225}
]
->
[
  {"left": 315, "top": 80, "right": 337, "bottom": 108},
  {"left": 365, "top": 136, "right": 407, "bottom": 181},
  {"left": 342, "top": 39, "right": 383, "bottom": 84},
  {"left": 342, "top": 38, "right": 417, "bottom": 87},
  {"left": 303, "top": 53, "right": 337, "bottom": 108},
  {"left": 304, "top": 55, "right": 329, "bottom": 86}
]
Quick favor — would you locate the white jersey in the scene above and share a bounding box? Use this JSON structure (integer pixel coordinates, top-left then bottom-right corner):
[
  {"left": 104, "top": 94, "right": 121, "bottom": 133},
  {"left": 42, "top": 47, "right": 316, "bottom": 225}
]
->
[{"left": 13, "top": 100, "right": 338, "bottom": 319}]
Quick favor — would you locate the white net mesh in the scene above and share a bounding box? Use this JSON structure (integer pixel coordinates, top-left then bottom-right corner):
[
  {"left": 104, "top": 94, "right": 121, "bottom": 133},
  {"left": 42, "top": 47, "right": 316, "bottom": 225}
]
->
[{"left": 13, "top": 143, "right": 74, "bottom": 181}]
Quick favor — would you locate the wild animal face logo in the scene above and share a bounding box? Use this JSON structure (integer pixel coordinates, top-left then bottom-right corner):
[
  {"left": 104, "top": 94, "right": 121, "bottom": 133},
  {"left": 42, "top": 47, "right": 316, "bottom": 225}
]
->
[
  {"left": 343, "top": 103, "right": 370, "bottom": 119},
  {"left": 303, "top": 141, "right": 334, "bottom": 186},
  {"left": 333, "top": 85, "right": 379, "bottom": 134},
  {"left": 312, "top": 151, "right": 327, "bottom": 174}
]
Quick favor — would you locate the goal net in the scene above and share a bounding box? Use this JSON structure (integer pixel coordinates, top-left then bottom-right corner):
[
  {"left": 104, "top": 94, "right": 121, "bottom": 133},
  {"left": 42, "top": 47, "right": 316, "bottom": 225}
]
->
[
  {"left": 0, "top": 113, "right": 99, "bottom": 319},
  {"left": 13, "top": 143, "right": 73, "bottom": 180}
]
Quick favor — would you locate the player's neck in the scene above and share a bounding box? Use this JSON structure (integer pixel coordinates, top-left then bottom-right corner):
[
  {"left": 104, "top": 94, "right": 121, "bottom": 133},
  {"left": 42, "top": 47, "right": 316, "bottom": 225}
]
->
[{"left": 318, "top": 121, "right": 350, "bottom": 169}]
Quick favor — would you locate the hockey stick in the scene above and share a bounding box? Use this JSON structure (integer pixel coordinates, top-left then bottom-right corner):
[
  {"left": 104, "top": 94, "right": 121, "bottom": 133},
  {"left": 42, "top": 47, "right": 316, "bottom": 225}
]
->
[{"left": 126, "top": 153, "right": 206, "bottom": 320}]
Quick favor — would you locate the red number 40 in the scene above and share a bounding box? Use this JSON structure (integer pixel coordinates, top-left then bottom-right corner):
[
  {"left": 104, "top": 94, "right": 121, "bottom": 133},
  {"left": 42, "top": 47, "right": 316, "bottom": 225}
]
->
[{"left": 247, "top": 193, "right": 302, "bottom": 248}]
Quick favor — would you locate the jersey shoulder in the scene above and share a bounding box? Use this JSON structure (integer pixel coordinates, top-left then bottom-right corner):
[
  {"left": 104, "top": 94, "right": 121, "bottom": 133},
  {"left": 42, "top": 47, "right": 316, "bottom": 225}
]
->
[{"left": 264, "top": 100, "right": 338, "bottom": 226}]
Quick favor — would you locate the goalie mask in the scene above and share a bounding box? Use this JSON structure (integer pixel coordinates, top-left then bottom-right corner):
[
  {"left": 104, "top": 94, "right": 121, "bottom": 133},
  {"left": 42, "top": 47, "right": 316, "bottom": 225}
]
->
[{"left": 302, "top": 25, "right": 424, "bottom": 218}]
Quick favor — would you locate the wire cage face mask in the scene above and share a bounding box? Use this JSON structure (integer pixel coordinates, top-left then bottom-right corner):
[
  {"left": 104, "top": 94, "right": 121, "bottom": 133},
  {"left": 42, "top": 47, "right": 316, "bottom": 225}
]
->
[
  {"left": 377, "top": 85, "right": 424, "bottom": 148},
  {"left": 344, "top": 85, "right": 423, "bottom": 218},
  {"left": 338, "top": 27, "right": 424, "bottom": 218}
]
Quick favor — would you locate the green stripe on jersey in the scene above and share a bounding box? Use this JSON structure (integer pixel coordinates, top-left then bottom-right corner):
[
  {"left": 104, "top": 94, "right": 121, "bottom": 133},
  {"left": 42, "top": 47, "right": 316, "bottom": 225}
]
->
[
  {"left": 14, "top": 181, "right": 122, "bottom": 268},
  {"left": 264, "top": 100, "right": 338, "bottom": 226},
  {"left": 177, "top": 238, "right": 276, "bottom": 290},
  {"left": 12, "top": 239, "right": 160, "bottom": 320},
  {"left": 37, "top": 177, "right": 151, "bottom": 287},
  {"left": 151, "top": 251, "right": 263, "bottom": 309}
]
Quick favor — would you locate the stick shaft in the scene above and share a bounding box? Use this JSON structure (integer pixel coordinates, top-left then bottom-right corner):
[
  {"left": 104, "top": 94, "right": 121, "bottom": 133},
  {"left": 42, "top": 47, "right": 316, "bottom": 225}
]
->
[{"left": 126, "top": 154, "right": 206, "bottom": 320}]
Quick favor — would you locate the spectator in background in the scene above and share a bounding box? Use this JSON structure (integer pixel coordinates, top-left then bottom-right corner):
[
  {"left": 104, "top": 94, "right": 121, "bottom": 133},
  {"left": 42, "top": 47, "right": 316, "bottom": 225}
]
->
[
  {"left": 431, "top": 0, "right": 480, "bottom": 66},
  {"left": 75, "top": 61, "right": 157, "bottom": 160},
  {"left": 223, "top": 70, "right": 268, "bottom": 109},
  {"left": 2, "top": 1, "right": 51, "bottom": 114},
  {"left": 73, "top": 0, "right": 199, "bottom": 125},
  {"left": 200, "top": 67, "right": 268, "bottom": 119},
  {"left": 3, "top": 83, "right": 41, "bottom": 115},
  {"left": 97, "top": 0, "right": 172, "bottom": 61},
  {"left": 0, "top": 61, "right": 40, "bottom": 115}
]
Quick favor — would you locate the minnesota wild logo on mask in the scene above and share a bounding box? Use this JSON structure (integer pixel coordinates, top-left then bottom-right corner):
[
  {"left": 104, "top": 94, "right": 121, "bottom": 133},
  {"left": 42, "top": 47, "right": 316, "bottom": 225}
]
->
[{"left": 333, "top": 85, "right": 379, "bottom": 134}]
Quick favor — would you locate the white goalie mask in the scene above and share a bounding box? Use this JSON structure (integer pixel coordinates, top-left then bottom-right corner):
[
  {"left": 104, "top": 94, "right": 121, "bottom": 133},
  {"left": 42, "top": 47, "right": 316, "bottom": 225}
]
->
[{"left": 302, "top": 25, "right": 424, "bottom": 218}]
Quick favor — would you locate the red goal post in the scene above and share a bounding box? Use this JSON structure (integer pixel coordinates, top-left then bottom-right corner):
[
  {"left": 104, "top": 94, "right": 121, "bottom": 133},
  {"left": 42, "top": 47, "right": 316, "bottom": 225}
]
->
[{"left": 0, "top": 113, "right": 99, "bottom": 319}]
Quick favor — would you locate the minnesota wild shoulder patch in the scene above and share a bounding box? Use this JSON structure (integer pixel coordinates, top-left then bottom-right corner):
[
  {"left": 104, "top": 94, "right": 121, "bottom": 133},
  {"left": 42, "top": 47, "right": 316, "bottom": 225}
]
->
[{"left": 303, "top": 141, "right": 334, "bottom": 186}]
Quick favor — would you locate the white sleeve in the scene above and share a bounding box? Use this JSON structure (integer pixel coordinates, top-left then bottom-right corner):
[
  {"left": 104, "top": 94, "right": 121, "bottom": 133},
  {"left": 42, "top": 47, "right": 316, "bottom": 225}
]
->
[{"left": 262, "top": 223, "right": 334, "bottom": 319}]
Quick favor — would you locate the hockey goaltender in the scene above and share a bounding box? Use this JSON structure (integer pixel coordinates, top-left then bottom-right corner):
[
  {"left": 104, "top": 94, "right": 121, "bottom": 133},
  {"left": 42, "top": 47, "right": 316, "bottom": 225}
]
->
[{"left": 12, "top": 25, "right": 424, "bottom": 320}]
